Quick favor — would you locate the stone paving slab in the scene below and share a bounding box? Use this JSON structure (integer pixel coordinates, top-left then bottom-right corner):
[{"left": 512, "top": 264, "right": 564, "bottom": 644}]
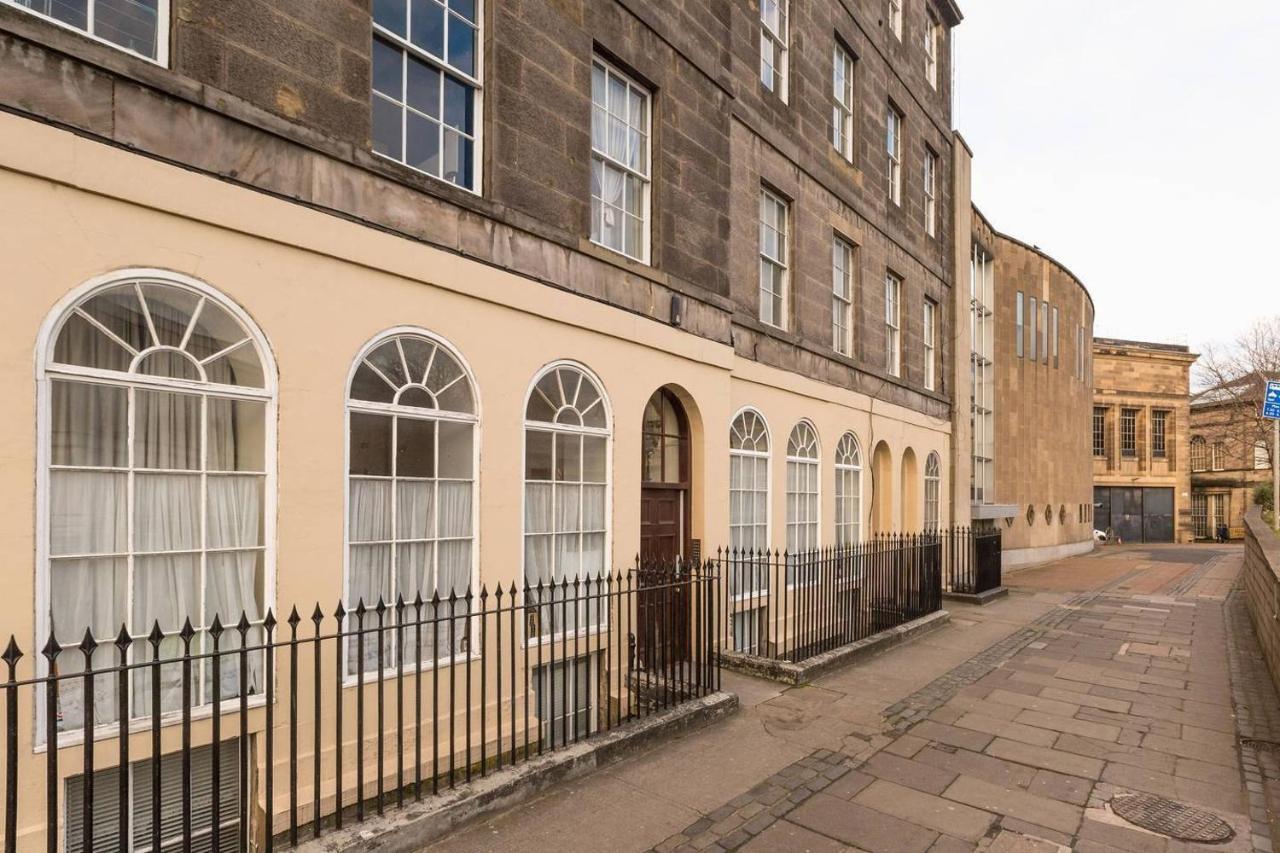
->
[{"left": 422, "top": 546, "right": 1279, "bottom": 853}]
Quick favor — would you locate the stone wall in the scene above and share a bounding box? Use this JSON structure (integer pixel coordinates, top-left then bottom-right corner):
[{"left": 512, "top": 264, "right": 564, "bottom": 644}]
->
[
  {"left": 1243, "top": 509, "right": 1280, "bottom": 696},
  {"left": 0, "top": 0, "right": 956, "bottom": 418}
]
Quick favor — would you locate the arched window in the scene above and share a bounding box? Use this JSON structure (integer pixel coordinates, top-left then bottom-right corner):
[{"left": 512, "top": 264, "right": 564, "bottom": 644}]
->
[
  {"left": 729, "top": 409, "right": 770, "bottom": 558},
  {"left": 835, "top": 433, "right": 862, "bottom": 545},
  {"left": 346, "top": 330, "right": 477, "bottom": 670},
  {"left": 786, "top": 422, "right": 820, "bottom": 556},
  {"left": 40, "top": 273, "right": 274, "bottom": 731},
  {"left": 1190, "top": 436, "right": 1207, "bottom": 472},
  {"left": 523, "top": 363, "right": 610, "bottom": 634},
  {"left": 924, "top": 452, "right": 941, "bottom": 529}
]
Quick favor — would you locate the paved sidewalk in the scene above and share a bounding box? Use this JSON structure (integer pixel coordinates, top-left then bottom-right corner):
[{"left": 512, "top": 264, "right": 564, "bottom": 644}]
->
[{"left": 423, "top": 545, "right": 1280, "bottom": 852}]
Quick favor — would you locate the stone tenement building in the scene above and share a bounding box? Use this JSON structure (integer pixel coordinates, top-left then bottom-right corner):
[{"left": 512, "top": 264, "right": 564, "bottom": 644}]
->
[
  {"left": 1190, "top": 375, "right": 1275, "bottom": 539},
  {"left": 1092, "top": 338, "right": 1198, "bottom": 543},
  {"left": 0, "top": 0, "right": 1099, "bottom": 847}
]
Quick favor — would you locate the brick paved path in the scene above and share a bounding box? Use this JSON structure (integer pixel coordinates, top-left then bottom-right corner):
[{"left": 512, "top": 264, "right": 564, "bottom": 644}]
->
[{"left": 425, "top": 545, "right": 1280, "bottom": 853}]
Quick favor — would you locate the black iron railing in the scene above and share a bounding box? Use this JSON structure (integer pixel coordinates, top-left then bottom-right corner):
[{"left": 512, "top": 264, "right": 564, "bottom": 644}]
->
[
  {"left": 720, "top": 532, "right": 945, "bottom": 664},
  {"left": 943, "top": 527, "right": 1003, "bottom": 595},
  {"left": 1, "top": 564, "right": 719, "bottom": 852}
]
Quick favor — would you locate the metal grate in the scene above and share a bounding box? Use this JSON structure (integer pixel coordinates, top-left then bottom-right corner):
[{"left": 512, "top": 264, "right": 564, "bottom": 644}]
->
[{"left": 1110, "top": 793, "right": 1234, "bottom": 843}]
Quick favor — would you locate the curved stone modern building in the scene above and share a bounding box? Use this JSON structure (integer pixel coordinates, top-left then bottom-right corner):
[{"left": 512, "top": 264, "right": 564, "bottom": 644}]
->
[{"left": 952, "top": 144, "right": 1096, "bottom": 568}]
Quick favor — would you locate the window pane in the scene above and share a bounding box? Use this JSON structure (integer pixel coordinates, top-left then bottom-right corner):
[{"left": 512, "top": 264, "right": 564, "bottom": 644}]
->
[
  {"left": 525, "top": 430, "right": 554, "bottom": 480},
  {"left": 406, "top": 56, "right": 441, "bottom": 116},
  {"left": 207, "top": 398, "right": 266, "bottom": 472},
  {"left": 555, "top": 433, "right": 582, "bottom": 482},
  {"left": 80, "top": 285, "right": 150, "bottom": 354},
  {"left": 53, "top": 312, "right": 132, "bottom": 372},
  {"left": 373, "top": 38, "right": 403, "bottom": 99},
  {"left": 134, "top": 474, "right": 201, "bottom": 552},
  {"left": 443, "top": 129, "right": 473, "bottom": 188},
  {"left": 134, "top": 390, "right": 201, "bottom": 470},
  {"left": 525, "top": 484, "right": 553, "bottom": 534},
  {"left": 373, "top": 96, "right": 404, "bottom": 161},
  {"left": 374, "top": 0, "right": 407, "bottom": 36},
  {"left": 50, "top": 471, "right": 126, "bottom": 556},
  {"left": 205, "top": 551, "right": 264, "bottom": 628},
  {"left": 397, "top": 480, "right": 434, "bottom": 539},
  {"left": 350, "top": 412, "right": 393, "bottom": 476},
  {"left": 206, "top": 475, "right": 264, "bottom": 549},
  {"left": 412, "top": 111, "right": 448, "bottom": 174},
  {"left": 51, "top": 381, "right": 127, "bottom": 467},
  {"left": 49, "top": 556, "right": 124, "bottom": 646},
  {"left": 349, "top": 479, "right": 392, "bottom": 542},
  {"left": 139, "top": 284, "right": 200, "bottom": 348},
  {"left": 409, "top": 0, "right": 444, "bottom": 55},
  {"left": 447, "top": 18, "right": 475, "bottom": 76},
  {"left": 396, "top": 416, "right": 436, "bottom": 478},
  {"left": 437, "top": 481, "right": 472, "bottom": 537},
  {"left": 437, "top": 420, "right": 474, "bottom": 478}
]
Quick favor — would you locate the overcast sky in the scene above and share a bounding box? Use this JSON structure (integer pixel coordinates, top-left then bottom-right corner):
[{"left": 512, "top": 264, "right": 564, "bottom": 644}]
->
[{"left": 954, "top": 0, "right": 1279, "bottom": 356}]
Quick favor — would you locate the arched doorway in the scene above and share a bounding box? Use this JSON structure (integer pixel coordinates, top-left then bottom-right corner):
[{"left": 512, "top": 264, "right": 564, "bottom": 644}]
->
[
  {"left": 872, "top": 441, "right": 894, "bottom": 533},
  {"left": 640, "top": 387, "right": 692, "bottom": 561}
]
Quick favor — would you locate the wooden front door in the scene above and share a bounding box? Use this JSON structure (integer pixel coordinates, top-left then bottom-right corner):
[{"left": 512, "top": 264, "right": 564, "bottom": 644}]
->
[
  {"left": 637, "top": 388, "right": 693, "bottom": 670},
  {"left": 640, "top": 487, "right": 684, "bottom": 562}
]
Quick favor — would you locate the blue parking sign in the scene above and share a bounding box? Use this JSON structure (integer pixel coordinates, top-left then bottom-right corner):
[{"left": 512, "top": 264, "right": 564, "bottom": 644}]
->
[{"left": 1265, "top": 381, "right": 1280, "bottom": 420}]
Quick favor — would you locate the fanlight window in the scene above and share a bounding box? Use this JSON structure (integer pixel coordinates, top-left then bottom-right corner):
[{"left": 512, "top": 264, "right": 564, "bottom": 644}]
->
[
  {"left": 835, "top": 432, "right": 862, "bottom": 546},
  {"left": 350, "top": 335, "right": 475, "bottom": 414},
  {"left": 346, "top": 332, "right": 477, "bottom": 674},
  {"left": 730, "top": 409, "right": 770, "bottom": 454},
  {"left": 53, "top": 281, "right": 265, "bottom": 387},
  {"left": 526, "top": 365, "right": 607, "bottom": 428},
  {"left": 42, "top": 276, "right": 273, "bottom": 737},
  {"left": 524, "top": 364, "right": 611, "bottom": 639}
]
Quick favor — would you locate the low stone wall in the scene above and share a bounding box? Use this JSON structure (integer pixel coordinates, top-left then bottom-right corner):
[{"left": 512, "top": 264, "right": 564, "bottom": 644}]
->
[{"left": 1243, "top": 509, "right": 1280, "bottom": 694}]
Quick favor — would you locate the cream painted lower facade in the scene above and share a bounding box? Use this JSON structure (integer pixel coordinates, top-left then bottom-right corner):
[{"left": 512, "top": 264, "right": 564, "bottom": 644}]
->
[{"left": 0, "top": 114, "right": 951, "bottom": 847}]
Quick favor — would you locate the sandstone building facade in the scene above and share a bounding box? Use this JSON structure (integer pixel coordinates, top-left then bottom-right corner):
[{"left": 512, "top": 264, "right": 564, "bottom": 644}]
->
[
  {"left": 1190, "top": 376, "right": 1275, "bottom": 539},
  {"left": 946, "top": 181, "right": 1095, "bottom": 569},
  {"left": 0, "top": 0, "right": 977, "bottom": 846},
  {"left": 1092, "top": 339, "right": 1198, "bottom": 543}
]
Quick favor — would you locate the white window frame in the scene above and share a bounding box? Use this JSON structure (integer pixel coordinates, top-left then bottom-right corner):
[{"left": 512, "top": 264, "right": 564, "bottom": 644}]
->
[
  {"left": 759, "top": 188, "right": 789, "bottom": 330},
  {"left": 887, "top": 105, "right": 903, "bottom": 205},
  {"left": 4, "top": 0, "right": 170, "bottom": 65},
  {"left": 1028, "top": 296, "right": 1038, "bottom": 362},
  {"left": 521, "top": 361, "right": 613, "bottom": 644},
  {"left": 889, "top": 0, "right": 903, "bottom": 39},
  {"left": 760, "top": 0, "right": 789, "bottom": 100},
  {"left": 729, "top": 408, "right": 771, "bottom": 599},
  {"left": 832, "top": 236, "right": 855, "bottom": 357},
  {"left": 371, "top": 0, "right": 484, "bottom": 194},
  {"left": 34, "top": 269, "right": 277, "bottom": 747},
  {"left": 1016, "top": 292, "right": 1025, "bottom": 358},
  {"left": 834, "top": 432, "right": 863, "bottom": 546},
  {"left": 590, "top": 55, "right": 652, "bottom": 263},
  {"left": 342, "top": 327, "right": 482, "bottom": 679},
  {"left": 923, "top": 148, "right": 938, "bottom": 237},
  {"left": 923, "top": 298, "right": 937, "bottom": 391},
  {"left": 785, "top": 420, "right": 821, "bottom": 560},
  {"left": 970, "top": 244, "right": 995, "bottom": 504},
  {"left": 924, "top": 452, "right": 941, "bottom": 529},
  {"left": 885, "top": 272, "right": 902, "bottom": 377},
  {"left": 832, "top": 43, "right": 855, "bottom": 161},
  {"left": 924, "top": 13, "right": 939, "bottom": 88},
  {"left": 1052, "top": 306, "right": 1060, "bottom": 368}
]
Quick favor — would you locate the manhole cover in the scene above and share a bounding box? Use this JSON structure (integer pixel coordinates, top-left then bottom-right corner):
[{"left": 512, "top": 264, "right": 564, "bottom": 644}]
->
[
  {"left": 1242, "top": 737, "right": 1280, "bottom": 753},
  {"left": 1111, "top": 793, "right": 1234, "bottom": 843}
]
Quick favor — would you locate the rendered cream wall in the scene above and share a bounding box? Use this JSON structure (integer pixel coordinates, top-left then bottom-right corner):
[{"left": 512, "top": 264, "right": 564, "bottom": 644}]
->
[{"left": 0, "top": 115, "right": 951, "bottom": 845}]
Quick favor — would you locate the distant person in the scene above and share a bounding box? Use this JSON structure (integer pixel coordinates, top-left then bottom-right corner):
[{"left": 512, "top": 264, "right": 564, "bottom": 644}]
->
[{"left": 1216, "top": 522, "right": 1229, "bottom": 543}]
